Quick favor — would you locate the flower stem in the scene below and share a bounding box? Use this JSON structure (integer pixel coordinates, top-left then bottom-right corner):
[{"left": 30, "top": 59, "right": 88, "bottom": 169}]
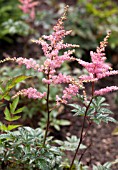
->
[
  {"left": 69, "top": 82, "right": 95, "bottom": 169},
  {"left": 43, "top": 82, "right": 50, "bottom": 147}
]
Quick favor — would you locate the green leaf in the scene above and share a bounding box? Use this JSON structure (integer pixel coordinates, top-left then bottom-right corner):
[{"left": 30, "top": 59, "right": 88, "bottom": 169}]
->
[
  {"left": 10, "top": 96, "right": 19, "bottom": 113},
  {"left": 0, "top": 133, "right": 11, "bottom": 139},
  {"left": 56, "top": 119, "right": 71, "bottom": 126},
  {"left": 0, "top": 122, "right": 8, "bottom": 131},
  {"left": 4, "top": 95, "right": 10, "bottom": 101},
  {"left": 70, "top": 104, "right": 86, "bottom": 116},
  {"left": 57, "top": 135, "right": 86, "bottom": 151},
  {"left": 7, "top": 124, "right": 21, "bottom": 131},
  {"left": 4, "top": 107, "right": 11, "bottom": 120},
  {"left": 0, "top": 82, "right": 4, "bottom": 93},
  {"left": 5, "top": 75, "right": 31, "bottom": 91},
  {"left": 39, "top": 158, "right": 50, "bottom": 170},
  {"left": 105, "top": 117, "right": 117, "bottom": 123},
  {"left": 0, "top": 122, "right": 21, "bottom": 131},
  {"left": 69, "top": 104, "right": 81, "bottom": 109},
  {"left": 53, "top": 124, "right": 60, "bottom": 131},
  {"left": 5, "top": 115, "right": 21, "bottom": 121},
  {"left": 13, "top": 107, "right": 24, "bottom": 114},
  {"left": 99, "top": 108, "right": 113, "bottom": 114}
]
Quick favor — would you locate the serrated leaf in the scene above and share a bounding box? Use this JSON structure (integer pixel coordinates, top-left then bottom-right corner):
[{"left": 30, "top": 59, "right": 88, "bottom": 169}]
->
[
  {"left": 5, "top": 75, "right": 31, "bottom": 91},
  {"left": 96, "top": 96, "right": 106, "bottom": 106},
  {"left": 99, "top": 108, "right": 113, "bottom": 114},
  {"left": 4, "top": 95, "right": 10, "bottom": 101},
  {"left": 5, "top": 115, "right": 21, "bottom": 121},
  {"left": 4, "top": 107, "right": 11, "bottom": 120},
  {"left": 7, "top": 124, "right": 21, "bottom": 131},
  {"left": 69, "top": 104, "right": 81, "bottom": 109},
  {"left": 10, "top": 97, "right": 19, "bottom": 113},
  {"left": 87, "top": 108, "right": 95, "bottom": 116},
  {"left": 58, "top": 135, "right": 86, "bottom": 151},
  {"left": 13, "top": 107, "right": 24, "bottom": 114},
  {"left": 77, "top": 94, "right": 85, "bottom": 102},
  {"left": 105, "top": 117, "right": 117, "bottom": 123},
  {"left": 0, "top": 122, "right": 8, "bottom": 131}
]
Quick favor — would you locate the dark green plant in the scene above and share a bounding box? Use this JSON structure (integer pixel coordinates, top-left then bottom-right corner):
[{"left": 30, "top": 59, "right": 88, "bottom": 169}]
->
[
  {"left": 0, "top": 75, "right": 30, "bottom": 131},
  {"left": 0, "top": 127, "right": 63, "bottom": 169},
  {"left": 0, "top": 0, "right": 31, "bottom": 42},
  {"left": 70, "top": 96, "right": 116, "bottom": 124},
  {"left": 39, "top": 110, "right": 70, "bottom": 131},
  {"left": 64, "top": 0, "right": 118, "bottom": 58}
]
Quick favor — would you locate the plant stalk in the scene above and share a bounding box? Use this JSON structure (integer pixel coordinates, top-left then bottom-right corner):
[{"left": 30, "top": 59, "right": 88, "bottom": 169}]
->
[
  {"left": 43, "top": 77, "right": 50, "bottom": 146},
  {"left": 69, "top": 82, "right": 95, "bottom": 169}
]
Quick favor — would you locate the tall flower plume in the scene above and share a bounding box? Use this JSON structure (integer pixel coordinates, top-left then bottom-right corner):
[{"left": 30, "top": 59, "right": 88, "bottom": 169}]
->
[
  {"left": 77, "top": 32, "right": 118, "bottom": 95},
  {"left": 1, "top": 6, "right": 81, "bottom": 104},
  {"left": 77, "top": 32, "right": 118, "bottom": 80}
]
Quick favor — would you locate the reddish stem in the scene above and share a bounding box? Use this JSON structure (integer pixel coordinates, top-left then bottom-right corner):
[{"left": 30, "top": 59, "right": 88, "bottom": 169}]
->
[
  {"left": 43, "top": 72, "right": 50, "bottom": 147},
  {"left": 69, "top": 82, "right": 95, "bottom": 169}
]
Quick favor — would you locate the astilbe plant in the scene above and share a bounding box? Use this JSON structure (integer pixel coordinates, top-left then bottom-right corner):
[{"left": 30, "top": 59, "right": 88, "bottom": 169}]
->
[{"left": 0, "top": 5, "right": 118, "bottom": 169}]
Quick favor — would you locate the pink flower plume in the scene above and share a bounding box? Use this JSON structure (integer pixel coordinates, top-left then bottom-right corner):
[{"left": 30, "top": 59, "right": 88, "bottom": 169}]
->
[
  {"left": 13, "top": 87, "right": 46, "bottom": 99},
  {"left": 95, "top": 86, "right": 118, "bottom": 95}
]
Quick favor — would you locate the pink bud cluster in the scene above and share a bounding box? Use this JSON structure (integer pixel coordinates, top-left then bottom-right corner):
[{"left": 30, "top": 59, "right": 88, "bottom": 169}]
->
[
  {"left": 13, "top": 87, "right": 46, "bottom": 99},
  {"left": 19, "top": 0, "right": 38, "bottom": 20},
  {"left": 56, "top": 84, "right": 79, "bottom": 105},
  {"left": 16, "top": 57, "right": 40, "bottom": 70}
]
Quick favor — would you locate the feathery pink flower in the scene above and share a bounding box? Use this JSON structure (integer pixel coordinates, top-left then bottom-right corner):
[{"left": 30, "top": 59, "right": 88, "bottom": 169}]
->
[
  {"left": 13, "top": 87, "right": 46, "bottom": 99},
  {"left": 56, "top": 84, "right": 79, "bottom": 104},
  {"left": 95, "top": 86, "right": 118, "bottom": 95},
  {"left": 16, "top": 57, "right": 40, "bottom": 70},
  {"left": 2, "top": 6, "right": 81, "bottom": 104},
  {"left": 77, "top": 32, "right": 118, "bottom": 81}
]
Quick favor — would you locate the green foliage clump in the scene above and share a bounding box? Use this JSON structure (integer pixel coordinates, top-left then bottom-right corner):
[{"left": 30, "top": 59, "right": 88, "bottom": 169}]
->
[
  {"left": 0, "top": 0, "right": 31, "bottom": 42},
  {"left": 65, "top": 0, "right": 118, "bottom": 58}
]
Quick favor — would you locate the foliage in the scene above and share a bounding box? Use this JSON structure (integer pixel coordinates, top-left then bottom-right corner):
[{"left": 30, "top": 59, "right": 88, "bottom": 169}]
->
[
  {"left": 70, "top": 96, "right": 117, "bottom": 124},
  {"left": 55, "top": 135, "right": 86, "bottom": 151},
  {"left": 39, "top": 110, "right": 70, "bottom": 131},
  {"left": 0, "top": 127, "right": 63, "bottom": 169},
  {"left": 0, "top": 64, "right": 71, "bottom": 130},
  {"left": 64, "top": 0, "right": 118, "bottom": 58},
  {"left": 0, "top": 75, "right": 30, "bottom": 131},
  {"left": 92, "top": 162, "right": 112, "bottom": 170},
  {"left": 1, "top": 127, "right": 113, "bottom": 170},
  {"left": 0, "top": 0, "right": 31, "bottom": 42}
]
